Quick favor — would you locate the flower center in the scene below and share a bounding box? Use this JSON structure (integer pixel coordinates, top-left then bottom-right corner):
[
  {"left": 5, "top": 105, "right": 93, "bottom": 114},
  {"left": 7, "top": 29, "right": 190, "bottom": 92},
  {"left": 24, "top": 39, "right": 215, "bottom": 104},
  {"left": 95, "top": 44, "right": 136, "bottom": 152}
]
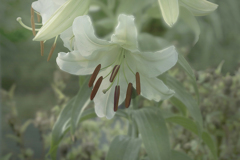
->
[{"left": 88, "top": 49, "right": 141, "bottom": 112}]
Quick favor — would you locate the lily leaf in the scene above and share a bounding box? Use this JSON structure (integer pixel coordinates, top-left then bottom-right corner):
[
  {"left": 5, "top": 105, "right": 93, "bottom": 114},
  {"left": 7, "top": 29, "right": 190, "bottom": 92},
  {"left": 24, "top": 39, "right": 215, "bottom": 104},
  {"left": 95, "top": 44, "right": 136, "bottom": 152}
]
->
[
  {"left": 166, "top": 116, "right": 217, "bottom": 159},
  {"left": 133, "top": 107, "right": 171, "bottom": 160},
  {"left": 180, "top": 7, "right": 200, "bottom": 45},
  {"left": 166, "top": 76, "right": 203, "bottom": 128},
  {"left": 106, "top": 135, "right": 142, "bottom": 160},
  {"left": 178, "top": 53, "right": 199, "bottom": 103},
  {"left": 172, "top": 150, "right": 193, "bottom": 160}
]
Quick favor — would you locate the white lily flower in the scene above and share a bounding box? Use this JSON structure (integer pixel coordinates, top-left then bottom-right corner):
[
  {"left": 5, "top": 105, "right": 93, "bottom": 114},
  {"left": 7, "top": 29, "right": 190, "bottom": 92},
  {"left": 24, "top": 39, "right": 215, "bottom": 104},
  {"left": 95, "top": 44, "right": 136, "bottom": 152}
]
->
[
  {"left": 158, "top": 0, "right": 218, "bottom": 27},
  {"left": 56, "top": 14, "right": 178, "bottom": 119},
  {"left": 32, "top": 0, "right": 90, "bottom": 41}
]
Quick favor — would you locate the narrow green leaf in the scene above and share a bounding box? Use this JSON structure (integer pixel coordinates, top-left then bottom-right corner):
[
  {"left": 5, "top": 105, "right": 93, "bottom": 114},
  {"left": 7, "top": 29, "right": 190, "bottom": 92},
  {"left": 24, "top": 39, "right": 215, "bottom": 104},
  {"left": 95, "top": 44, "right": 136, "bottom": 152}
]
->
[
  {"left": 20, "top": 120, "right": 32, "bottom": 133},
  {"left": 49, "top": 97, "right": 75, "bottom": 159},
  {"left": 79, "top": 108, "right": 97, "bottom": 123},
  {"left": 166, "top": 76, "right": 203, "bottom": 128},
  {"left": 71, "top": 77, "right": 91, "bottom": 133},
  {"left": 166, "top": 116, "right": 217, "bottom": 159},
  {"left": 0, "top": 153, "right": 12, "bottom": 160},
  {"left": 178, "top": 53, "right": 199, "bottom": 103},
  {"left": 106, "top": 135, "right": 142, "bottom": 160},
  {"left": 180, "top": 7, "right": 200, "bottom": 45},
  {"left": 170, "top": 97, "right": 187, "bottom": 116},
  {"left": 133, "top": 107, "right": 171, "bottom": 160},
  {"left": 172, "top": 150, "right": 193, "bottom": 160}
]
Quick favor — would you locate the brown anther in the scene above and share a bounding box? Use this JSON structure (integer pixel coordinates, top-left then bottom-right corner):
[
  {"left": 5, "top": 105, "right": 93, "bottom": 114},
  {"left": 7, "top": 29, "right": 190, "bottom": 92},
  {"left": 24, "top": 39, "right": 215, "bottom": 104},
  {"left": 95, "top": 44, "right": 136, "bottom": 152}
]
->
[
  {"left": 37, "top": 14, "right": 41, "bottom": 23},
  {"left": 90, "top": 76, "right": 103, "bottom": 100},
  {"left": 40, "top": 41, "right": 44, "bottom": 56},
  {"left": 136, "top": 72, "right": 141, "bottom": 95},
  {"left": 88, "top": 64, "right": 101, "bottom": 87},
  {"left": 114, "top": 85, "right": 120, "bottom": 112},
  {"left": 110, "top": 65, "right": 120, "bottom": 82},
  {"left": 125, "top": 83, "right": 132, "bottom": 108},
  {"left": 31, "top": 7, "right": 36, "bottom": 36},
  {"left": 47, "top": 43, "right": 57, "bottom": 61}
]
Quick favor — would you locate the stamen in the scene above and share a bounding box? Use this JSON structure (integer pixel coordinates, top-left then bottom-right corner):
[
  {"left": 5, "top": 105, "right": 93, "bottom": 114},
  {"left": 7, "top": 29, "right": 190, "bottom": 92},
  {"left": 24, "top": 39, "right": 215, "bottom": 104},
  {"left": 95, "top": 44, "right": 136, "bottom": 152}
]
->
[
  {"left": 47, "top": 43, "right": 56, "bottom": 61},
  {"left": 114, "top": 85, "right": 120, "bottom": 112},
  {"left": 37, "top": 14, "right": 41, "bottom": 23},
  {"left": 40, "top": 41, "right": 44, "bottom": 56},
  {"left": 136, "top": 72, "right": 141, "bottom": 95},
  {"left": 110, "top": 65, "right": 120, "bottom": 82},
  {"left": 89, "top": 64, "right": 101, "bottom": 87},
  {"left": 16, "top": 17, "right": 40, "bottom": 31},
  {"left": 47, "top": 36, "right": 58, "bottom": 61},
  {"left": 90, "top": 76, "right": 103, "bottom": 100},
  {"left": 125, "top": 83, "right": 132, "bottom": 108},
  {"left": 31, "top": 7, "right": 36, "bottom": 36}
]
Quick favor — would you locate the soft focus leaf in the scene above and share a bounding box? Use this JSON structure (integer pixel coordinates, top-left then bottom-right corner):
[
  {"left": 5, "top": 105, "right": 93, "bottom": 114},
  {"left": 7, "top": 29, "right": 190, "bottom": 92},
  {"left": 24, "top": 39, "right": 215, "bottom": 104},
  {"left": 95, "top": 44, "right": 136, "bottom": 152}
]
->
[
  {"left": 170, "top": 97, "right": 187, "bottom": 116},
  {"left": 117, "top": 0, "right": 155, "bottom": 14},
  {"left": 166, "top": 76, "right": 203, "bottom": 128},
  {"left": 6, "top": 134, "right": 21, "bottom": 143},
  {"left": 180, "top": 7, "right": 200, "bottom": 45},
  {"left": 178, "top": 53, "right": 199, "bottom": 103},
  {"left": 20, "top": 120, "right": 32, "bottom": 133},
  {"left": 179, "top": 0, "right": 218, "bottom": 16},
  {"left": 107, "top": 0, "right": 116, "bottom": 11},
  {"left": 106, "top": 135, "right": 142, "bottom": 160},
  {"left": 172, "top": 150, "right": 193, "bottom": 160},
  {"left": 158, "top": 0, "right": 179, "bottom": 27},
  {"left": 79, "top": 108, "right": 97, "bottom": 123},
  {"left": 133, "top": 107, "right": 171, "bottom": 160},
  {"left": 166, "top": 116, "right": 217, "bottom": 159},
  {"left": 0, "top": 153, "right": 12, "bottom": 160}
]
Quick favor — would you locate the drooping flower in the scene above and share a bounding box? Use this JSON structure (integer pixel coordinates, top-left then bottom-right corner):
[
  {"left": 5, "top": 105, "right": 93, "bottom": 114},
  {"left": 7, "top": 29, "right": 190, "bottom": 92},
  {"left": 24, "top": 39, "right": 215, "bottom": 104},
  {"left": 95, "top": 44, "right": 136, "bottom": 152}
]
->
[
  {"left": 56, "top": 14, "right": 178, "bottom": 119},
  {"left": 32, "top": 0, "right": 90, "bottom": 41},
  {"left": 158, "top": 0, "right": 218, "bottom": 27}
]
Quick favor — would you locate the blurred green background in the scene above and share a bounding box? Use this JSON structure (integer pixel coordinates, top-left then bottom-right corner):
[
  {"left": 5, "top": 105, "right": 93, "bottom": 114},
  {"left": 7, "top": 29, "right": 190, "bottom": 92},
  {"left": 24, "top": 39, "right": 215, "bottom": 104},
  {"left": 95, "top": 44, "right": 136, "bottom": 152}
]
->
[{"left": 1, "top": 0, "right": 240, "bottom": 159}]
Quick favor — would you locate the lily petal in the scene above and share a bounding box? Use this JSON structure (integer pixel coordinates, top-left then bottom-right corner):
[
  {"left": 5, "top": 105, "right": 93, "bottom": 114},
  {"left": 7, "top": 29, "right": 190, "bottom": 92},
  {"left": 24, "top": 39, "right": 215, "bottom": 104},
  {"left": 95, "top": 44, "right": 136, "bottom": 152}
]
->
[
  {"left": 56, "top": 47, "right": 119, "bottom": 75},
  {"left": 158, "top": 0, "right": 179, "bottom": 27},
  {"left": 179, "top": 0, "right": 218, "bottom": 16},
  {"left": 32, "top": 0, "right": 64, "bottom": 24},
  {"left": 135, "top": 74, "right": 175, "bottom": 101},
  {"left": 73, "top": 15, "right": 112, "bottom": 58},
  {"left": 94, "top": 67, "right": 128, "bottom": 119},
  {"left": 111, "top": 14, "right": 138, "bottom": 52},
  {"left": 60, "top": 27, "right": 74, "bottom": 51},
  {"left": 127, "top": 46, "right": 178, "bottom": 78}
]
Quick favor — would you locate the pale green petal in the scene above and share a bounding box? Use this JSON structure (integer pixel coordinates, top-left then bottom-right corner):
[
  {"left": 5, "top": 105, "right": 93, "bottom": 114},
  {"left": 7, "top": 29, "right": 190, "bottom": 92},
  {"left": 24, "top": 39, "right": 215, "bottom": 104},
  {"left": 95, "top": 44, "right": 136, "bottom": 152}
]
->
[
  {"left": 33, "top": 0, "right": 90, "bottom": 41},
  {"left": 180, "top": 0, "right": 218, "bottom": 16},
  {"left": 180, "top": 7, "right": 200, "bottom": 45},
  {"left": 93, "top": 67, "right": 128, "bottom": 119},
  {"left": 56, "top": 47, "right": 118, "bottom": 75},
  {"left": 134, "top": 75, "right": 175, "bottom": 101},
  {"left": 158, "top": 0, "right": 179, "bottom": 27},
  {"left": 32, "top": 0, "right": 63, "bottom": 24},
  {"left": 111, "top": 14, "right": 138, "bottom": 52},
  {"left": 60, "top": 27, "right": 74, "bottom": 51},
  {"left": 126, "top": 46, "right": 178, "bottom": 78},
  {"left": 73, "top": 15, "right": 112, "bottom": 57}
]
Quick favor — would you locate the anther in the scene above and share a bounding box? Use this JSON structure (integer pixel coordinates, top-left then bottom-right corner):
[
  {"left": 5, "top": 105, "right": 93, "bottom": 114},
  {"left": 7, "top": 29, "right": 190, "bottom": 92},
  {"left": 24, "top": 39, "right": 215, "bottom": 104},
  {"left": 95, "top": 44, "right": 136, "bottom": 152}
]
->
[
  {"left": 136, "top": 72, "right": 141, "bottom": 95},
  {"left": 125, "top": 83, "right": 132, "bottom": 108},
  {"left": 37, "top": 14, "right": 41, "bottom": 23},
  {"left": 114, "top": 85, "right": 120, "bottom": 112},
  {"left": 40, "top": 41, "right": 44, "bottom": 56},
  {"left": 31, "top": 7, "right": 36, "bottom": 36},
  {"left": 89, "top": 64, "right": 101, "bottom": 87},
  {"left": 110, "top": 65, "right": 120, "bottom": 82},
  {"left": 90, "top": 76, "right": 103, "bottom": 100},
  {"left": 47, "top": 43, "right": 56, "bottom": 61}
]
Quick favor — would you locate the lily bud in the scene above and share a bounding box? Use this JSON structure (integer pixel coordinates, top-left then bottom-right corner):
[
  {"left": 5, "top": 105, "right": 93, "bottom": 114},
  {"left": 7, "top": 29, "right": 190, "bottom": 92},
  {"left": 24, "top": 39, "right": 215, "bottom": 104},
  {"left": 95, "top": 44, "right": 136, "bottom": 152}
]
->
[{"left": 33, "top": 0, "right": 90, "bottom": 41}]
